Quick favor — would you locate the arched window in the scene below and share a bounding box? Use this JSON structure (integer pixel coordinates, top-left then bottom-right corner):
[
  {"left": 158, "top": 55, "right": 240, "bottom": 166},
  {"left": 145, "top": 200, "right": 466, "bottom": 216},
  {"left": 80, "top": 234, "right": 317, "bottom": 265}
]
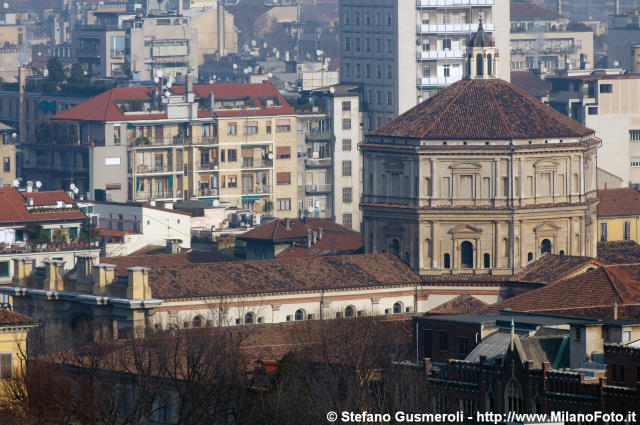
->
[
  {"left": 541, "top": 239, "right": 552, "bottom": 255},
  {"left": 559, "top": 250, "right": 565, "bottom": 256},
  {"left": 461, "top": 241, "right": 473, "bottom": 268},
  {"left": 484, "top": 253, "right": 490, "bottom": 268},
  {"left": 476, "top": 53, "right": 484, "bottom": 76},
  {"left": 390, "top": 239, "right": 400, "bottom": 257},
  {"left": 393, "top": 302, "right": 403, "bottom": 314},
  {"left": 503, "top": 237, "right": 510, "bottom": 257},
  {"left": 425, "top": 238, "right": 432, "bottom": 257},
  {"left": 487, "top": 54, "right": 493, "bottom": 75},
  {"left": 527, "top": 252, "right": 533, "bottom": 262},
  {"left": 444, "top": 253, "right": 451, "bottom": 269},
  {"left": 192, "top": 316, "right": 203, "bottom": 328},
  {"left": 345, "top": 305, "right": 356, "bottom": 318},
  {"left": 244, "top": 312, "right": 255, "bottom": 324},
  {"left": 295, "top": 309, "right": 305, "bottom": 321},
  {"left": 505, "top": 378, "right": 523, "bottom": 413}
]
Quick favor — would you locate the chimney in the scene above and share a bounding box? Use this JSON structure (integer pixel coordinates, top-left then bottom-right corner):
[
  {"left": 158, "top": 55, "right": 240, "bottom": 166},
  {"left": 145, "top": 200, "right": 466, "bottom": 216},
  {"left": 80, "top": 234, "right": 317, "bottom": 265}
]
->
[
  {"left": 185, "top": 73, "right": 194, "bottom": 103},
  {"left": 312, "top": 230, "right": 317, "bottom": 245},
  {"left": 217, "top": 0, "right": 226, "bottom": 57},
  {"left": 165, "top": 239, "right": 182, "bottom": 254},
  {"left": 42, "top": 259, "right": 66, "bottom": 291},
  {"left": 479, "top": 355, "right": 487, "bottom": 365},
  {"left": 423, "top": 357, "right": 431, "bottom": 372},
  {"left": 542, "top": 361, "right": 551, "bottom": 374},
  {"left": 209, "top": 90, "right": 215, "bottom": 111},
  {"left": 12, "top": 257, "right": 34, "bottom": 287},
  {"left": 318, "top": 227, "right": 323, "bottom": 240},
  {"left": 75, "top": 254, "right": 98, "bottom": 287},
  {"left": 307, "top": 229, "right": 313, "bottom": 248},
  {"left": 92, "top": 263, "right": 116, "bottom": 295},
  {"left": 613, "top": 301, "right": 619, "bottom": 320},
  {"left": 126, "top": 267, "right": 152, "bottom": 300},
  {"left": 284, "top": 218, "right": 291, "bottom": 231}
]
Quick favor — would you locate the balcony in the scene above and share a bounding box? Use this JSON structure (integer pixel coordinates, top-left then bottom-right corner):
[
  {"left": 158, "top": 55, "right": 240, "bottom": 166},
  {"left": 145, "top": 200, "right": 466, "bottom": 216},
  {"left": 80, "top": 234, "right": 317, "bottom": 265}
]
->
[
  {"left": 418, "top": 23, "right": 494, "bottom": 34},
  {"left": 417, "top": 0, "right": 494, "bottom": 6},
  {"left": 134, "top": 190, "right": 175, "bottom": 200},
  {"left": 305, "top": 157, "right": 332, "bottom": 168},
  {"left": 197, "top": 162, "right": 219, "bottom": 171},
  {"left": 418, "top": 50, "right": 465, "bottom": 60},
  {"left": 305, "top": 184, "right": 332, "bottom": 194},
  {"left": 130, "top": 136, "right": 217, "bottom": 148},
  {"left": 418, "top": 75, "right": 463, "bottom": 87},
  {"left": 110, "top": 49, "right": 125, "bottom": 58},
  {"left": 242, "top": 186, "right": 272, "bottom": 195},
  {"left": 241, "top": 158, "right": 273, "bottom": 169},
  {"left": 195, "top": 188, "right": 218, "bottom": 197},
  {"left": 305, "top": 130, "right": 332, "bottom": 142},
  {"left": 76, "top": 47, "right": 100, "bottom": 57},
  {"left": 135, "top": 165, "right": 173, "bottom": 175}
]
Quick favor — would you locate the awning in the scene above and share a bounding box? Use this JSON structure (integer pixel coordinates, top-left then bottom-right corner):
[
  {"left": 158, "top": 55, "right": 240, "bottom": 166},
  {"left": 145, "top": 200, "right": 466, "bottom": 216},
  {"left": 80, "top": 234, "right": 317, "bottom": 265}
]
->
[
  {"left": 276, "top": 119, "right": 290, "bottom": 125},
  {"left": 242, "top": 195, "right": 260, "bottom": 201},
  {"left": 106, "top": 184, "right": 121, "bottom": 190},
  {"left": 200, "top": 175, "right": 209, "bottom": 182},
  {"left": 276, "top": 146, "right": 291, "bottom": 155},
  {"left": 245, "top": 120, "right": 258, "bottom": 127},
  {"left": 276, "top": 172, "right": 291, "bottom": 184}
]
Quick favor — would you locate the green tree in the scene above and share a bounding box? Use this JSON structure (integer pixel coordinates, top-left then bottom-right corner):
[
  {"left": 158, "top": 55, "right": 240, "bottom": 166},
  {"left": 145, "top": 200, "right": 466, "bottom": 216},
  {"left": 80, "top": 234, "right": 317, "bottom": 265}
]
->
[
  {"left": 46, "top": 57, "right": 65, "bottom": 83},
  {"left": 52, "top": 227, "right": 68, "bottom": 244},
  {"left": 23, "top": 223, "right": 49, "bottom": 247},
  {"left": 69, "top": 63, "right": 88, "bottom": 84}
]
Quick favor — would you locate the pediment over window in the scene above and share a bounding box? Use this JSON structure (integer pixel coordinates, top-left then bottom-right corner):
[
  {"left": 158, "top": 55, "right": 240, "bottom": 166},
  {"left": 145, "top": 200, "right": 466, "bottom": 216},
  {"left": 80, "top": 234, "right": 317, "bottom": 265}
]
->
[
  {"left": 534, "top": 222, "right": 561, "bottom": 233},
  {"left": 533, "top": 159, "right": 559, "bottom": 169},
  {"left": 449, "top": 161, "right": 482, "bottom": 170},
  {"left": 448, "top": 224, "right": 482, "bottom": 235}
]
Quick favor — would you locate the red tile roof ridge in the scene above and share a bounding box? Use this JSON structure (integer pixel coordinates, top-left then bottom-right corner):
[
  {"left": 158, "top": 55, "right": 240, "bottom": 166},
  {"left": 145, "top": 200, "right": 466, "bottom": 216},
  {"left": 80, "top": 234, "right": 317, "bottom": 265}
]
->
[
  {"left": 601, "top": 263, "right": 640, "bottom": 304},
  {"left": 488, "top": 81, "right": 513, "bottom": 139},
  {"left": 421, "top": 79, "right": 470, "bottom": 138}
]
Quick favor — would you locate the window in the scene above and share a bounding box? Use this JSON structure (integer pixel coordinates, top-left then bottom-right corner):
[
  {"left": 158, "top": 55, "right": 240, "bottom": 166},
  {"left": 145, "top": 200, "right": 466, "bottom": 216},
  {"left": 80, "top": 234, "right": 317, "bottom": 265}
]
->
[
  {"left": 337, "top": 186, "right": 351, "bottom": 204},
  {"left": 444, "top": 253, "right": 451, "bottom": 268},
  {"left": 295, "top": 309, "right": 305, "bottom": 321},
  {"left": 277, "top": 198, "right": 291, "bottom": 211},
  {"left": 0, "top": 262, "right": 8, "bottom": 277},
  {"left": 0, "top": 353, "right": 12, "bottom": 379},
  {"left": 442, "top": 38, "right": 451, "bottom": 50},
  {"left": 344, "top": 37, "right": 350, "bottom": 51},
  {"left": 244, "top": 123, "right": 258, "bottom": 135},
  {"left": 387, "top": 91, "right": 393, "bottom": 105},
  {"left": 630, "top": 130, "right": 640, "bottom": 141},
  {"left": 528, "top": 252, "right": 533, "bottom": 262},
  {"left": 244, "top": 312, "right": 255, "bottom": 324},
  {"left": 460, "top": 241, "right": 473, "bottom": 268},
  {"left": 340, "top": 213, "right": 352, "bottom": 229},
  {"left": 227, "top": 123, "right": 237, "bottom": 135},
  {"left": 600, "top": 222, "right": 608, "bottom": 241},
  {"left": 342, "top": 160, "right": 352, "bottom": 176},
  {"left": 366, "top": 64, "right": 371, "bottom": 78},
  {"left": 344, "top": 10, "right": 350, "bottom": 25},
  {"left": 376, "top": 64, "right": 382, "bottom": 79},
  {"left": 438, "top": 331, "right": 448, "bottom": 350},
  {"left": 632, "top": 158, "right": 640, "bottom": 167},
  {"left": 459, "top": 337, "right": 469, "bottom": 355},
  {"left": 575, "top": 327, "right": 581, "bottom": 341},
  {"left": 228, "top": 149, "right": 237, "bottom": 162},
  {"left": 443, "top": 64, "right": 450, "bottom": 78},
  {"left": 541, "top": 239, "right": 552, "bottom": 255},
  {"left": 192, "top": 316, "right": 203, "bottom": 328},
  {"left": 393, "top": 302, "right": 402, "bottom": 314},
  {"left": 588, "top": 106, "right": 598, "bottom": 115},
  {"left": 228, "top": 175, "right": 237, "bottom": 188},
  {"left": 345, "top": 305, "right": 355, "bottom": 318},
  {"left": 342, "top": 118, "right": 351, "bottom": 130},
  {"left": 600, "top": 84, "right": 612, "bottom": 93},
  {"left": 2, "top": 157, "right": 9, "bottom": 172},
  {"left": 342, "top": 139, "right": 352, "bottom": 151},
  {"left": 276, "top": 121, "right": 291, "bottom": 132},
  {"left": 625, "top": 221, "right": 631, "bottom": 240},
  {"left": 342, "top": 101, "right": 351, "bottom": 111},
  {"left": 484, "top": 253, "right": 490, "bottom": 268}
]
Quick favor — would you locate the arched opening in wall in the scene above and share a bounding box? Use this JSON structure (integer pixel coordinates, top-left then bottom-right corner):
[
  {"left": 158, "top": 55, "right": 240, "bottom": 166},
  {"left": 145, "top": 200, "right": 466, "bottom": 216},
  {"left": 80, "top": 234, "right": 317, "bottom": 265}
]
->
[
  {"left": 390, "top": 239, "right": 400, "bottom": 257},
  {"left": 444, "top": 253, "right": 451, "bottom": 269},
  {"left": 393, "top": 302, "right": 403, "bottom": 314},
  {"left": 461, "top": 241, "right": 473, "bottom": 268},
  {"left": 505, "top": 378, "right": 524, "bottom": 413},
  {"left": 484, "top": 253, "right": 490, "bottom": 268},
  {"left": 192, "top": 315, "right": 203, "bottom": 328},
  {"left": 71, "top": 314, "right": 93, "bottom": 343},
  {"left": 559, "top": 250, "right": 565, "bottom": 255},
  {"left": 476, "top": 54, "right": 484, "bottom": 76},
  {"left": 244, "top": 312, "right": 255, "bottom": 324},
  {"left": 345, "top": 305, "right": 356, "bottom": 318},
  {"left": 295, "top": 309, "right": 305, "bottom": 321},
  {"left": 487, "top": 54, "right": 493, "bottom": 75},
  {"left": 527, "top": 252, "right": 533, "bottom": 262},
  {"left": 425, "top": 239, "right": 432, "bottom": 258},
  {"left": 541, "top": 239, "right": 552, "bottom": 255}
]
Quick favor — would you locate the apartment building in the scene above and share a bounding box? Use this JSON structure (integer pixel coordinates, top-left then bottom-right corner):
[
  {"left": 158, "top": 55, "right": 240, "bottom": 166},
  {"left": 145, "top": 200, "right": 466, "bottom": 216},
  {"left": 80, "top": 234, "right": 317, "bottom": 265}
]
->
[
  {"left": 547, "top": 70, "right": 640, "bottom": 186},
  {"left": 339, "top": 0, "right": 510, "bottom": 130},
  {"left": 510, "top": 2, "right": 593, "bottom": 73},
  {"left": 607, "top": 8, "right": 640, "bottom": 71},
  {"left": 38, "top": 79, "right": 298, "bottom": 217}
]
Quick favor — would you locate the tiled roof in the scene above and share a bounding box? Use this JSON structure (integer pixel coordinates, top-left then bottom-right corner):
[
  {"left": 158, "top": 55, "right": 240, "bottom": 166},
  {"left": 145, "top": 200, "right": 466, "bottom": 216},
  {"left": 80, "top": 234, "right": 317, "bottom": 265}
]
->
[
  {"left": 481, "top": 264, "right": 640, "bottom": 314},
  {"left": 421, "top": 274, "right": 508, "bottom": 285},
  {"left": 429, "top": 295, "right": 488, "bottom": 314},
  {"left": 510, "top": 2, "right": 561, "bottom": 20},
  {"left": 533, "top": 305, "right": 640, "bottom": 321},
  {"left": 369, "top": 79, "right": 594, "bottom": 140},
  {"left": 510, "top": 254, "right": 600, "bottom": 285},
  {"left": 52, "top": 82, "right": 294, "bottom": 122},
  {"left": 598, "top": 241, "right": 640, "bottom": 265},
  {"left": 510, "top": 71, "right": 551, "bottom": 98},
  {"left": 598, "top": 188, "right": 640, "bottom": 216},
  {"left": 97, "top": 229, "right": 131, "bottom": 238},
  {"left": 0, "top": 188, "right": 87, "bottom": 224},
  {"left": 275, "top": 230, "right": 364, "bottom": 259},
  {"left": 548, "top": 73, "right": 640, "bottom": 82},
  {"left": 238, "top": 217, "right": 353, "bottom": 242},
  {"left": 104, "top": 251, "right": 238, "bottom": 276},
  {"left": 142, "top": 253, "right": 421, "bottom": 300},
  {"left": 0, "top": 309, "right": 35, "bottom": 326}
]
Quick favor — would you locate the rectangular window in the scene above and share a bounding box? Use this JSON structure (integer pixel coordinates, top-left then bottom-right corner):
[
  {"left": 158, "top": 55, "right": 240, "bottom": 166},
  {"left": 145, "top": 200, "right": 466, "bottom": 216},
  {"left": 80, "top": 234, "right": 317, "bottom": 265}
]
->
[
  {"left": 0, "top": 261, "right": 8, "bottom": 277},
  {"left": 442, "top": 38, "right": 452, "bottom": 50},
  {"left": 600, "top": 84, "right": 612, "bottom": 93},
  {"left": 0, "top": 353, "right": 11, "bottom": 379},
  {"left": 632, "top": 158, "right": 640, "bottom": 167},
  {"left": 343, "top": 187, "right": 352, "bottom": 203},
  {"left": 2, "top": 157, "right": 9, "bottom": 172},
  {"left": 276, "top": 172, "right": 291, "bottom": 185},
  {"left": 342, "top": 139, "right": 352, "bottom": 151},
  {"left": 228, "top": 149, "right": 237, "bottom": 162},
  {"left": 387, "top": 91, "right": 393, "bottom": 105},
  {"left": 277, "top": 198, "right": 291, "bottom": 211},
  {"left": 631, "top": 130, "right": 640, "bottom": 141},
  {"left": 228, "top": 175, "right": 237, "bottom": 188},
  {"left": 458, "top": 337, "right": 468, "bottom": 355},
  {"left": 575, "top": 327, "right": 581, "bottom": 341},
  {"left": 443, "top": 64, "right": 450, "bottom": 78},
  {"left": 342, "top": 101, "right": 351, "bottom": 111},
  {"left": 227, "top": 123, "right": 237, "bottom": 135},
  {"left": 625, "top": 221, "right": 631, "bottom": 240},
  {"left": 588, "top": 106, "right": 598, "bottom": 115},
  {"left": 600, "top": 222, "right": 608, "bottom": 242},
  {"left": 342, "top": 118, "right": 351, "bottom": 130},
  {"left": 243, "top": 122, "right": 258, "bottom": 135},
  {"left": 343, "top": 213, "right": 352, "bottom": 229},
  {"left": 342, "top": 160, "right": 352, "bottom": 177},
  {"left": 438, "top": 331, "right": 448, "bottom": 350},
  {"left": 276, "top": 119, "right": 291, "bottom": 132}
]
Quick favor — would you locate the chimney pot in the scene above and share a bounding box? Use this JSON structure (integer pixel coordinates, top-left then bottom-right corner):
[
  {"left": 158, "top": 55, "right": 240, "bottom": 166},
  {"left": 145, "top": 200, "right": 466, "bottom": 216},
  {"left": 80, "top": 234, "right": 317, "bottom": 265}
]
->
[
  {"left": 318, "top": 227, "right": 323, "bottom": 240},
  {"left": 92, "top": 263, "right": 116, "bottom": 295},
  {"left": 43, "top": 259, "right": 66, "bottom": 291},
  {"left": 12, "top": 257, "right": 34, "bottom": 287},
  {"left": 126, "top": 267, "right": 152, "bottom": 300}
]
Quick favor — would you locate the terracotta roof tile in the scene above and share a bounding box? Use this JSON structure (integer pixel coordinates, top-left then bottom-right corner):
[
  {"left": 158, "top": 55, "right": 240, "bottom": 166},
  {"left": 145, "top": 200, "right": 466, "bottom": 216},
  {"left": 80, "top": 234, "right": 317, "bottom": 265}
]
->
[
  {"left": 510, "top": 70, "right": 551, "bottom": 98},
  {"left": 510, "top": 254, "right": 601, "bottom": 285},
  {"left": 429, "top": 295, "right": 488, "bottom": 315},
  {"left": 598, "top": 188, "right": 640, "bottom": 216},
  {"left": 0, "top": 309, "right": 36, "bottom": 326},
  {"left": 275, "top": 230, "right": 364, "bottom": 259},
  {"left": 369, "top": 79, "right": 593, "bottom": 140},
  {"left": 238, "top": 217, "right": 354, "bottom": 242},
  {"left": 598, "top": 241, "right": 640, "bottom": 264},
  {"left": 104, "top": 251, "right": 238, "bottom": 276},
  {"left": 0, "top": 188, "right": 87, "bottom": 224},
  {"left": 142, "top": 253, "right": 421, "bottom": 300}
]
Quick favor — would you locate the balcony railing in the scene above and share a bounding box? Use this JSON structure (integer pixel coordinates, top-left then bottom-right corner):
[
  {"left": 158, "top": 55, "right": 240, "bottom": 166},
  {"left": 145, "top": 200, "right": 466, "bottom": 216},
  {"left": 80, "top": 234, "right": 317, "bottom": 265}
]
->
[
  {"left": 417, "top": 0, "right": 494, "bottom": 6},
  {"left": 418, "top": 75, "right": 463, "bottom": 86},
  {"left": 130, "top": 136, "right": 218, "bottom": 147},
  {"left": 305, "top": 130, "right": 332, "bottom": 141},
  {"left": 418, "top": 23, "right": 494, "bottom": 34},
  {"left": 134, "top": 190, "right": 175, "bottom": 200},
  {"left": 195, "top": 188, "right": 218, "bottom": 197},
  {"left": 242, "top": 186, "right": 272, "bottom": 194},
  {"left": 418, "top": 49, "right": 465, "bottom": 60},
  {"left": 198, "top": 162, "right": 219, "bottom": 171},
  {"left": 305, "top": 158, "right": 332, "bottom": 168},
  {"left": 135, "top": 165, "right": 172, "bottom": 174},
  {"left": 305, "top": 184, "right": 332, "bottom": 194},
  {"left": 241, "top": 158, "right": 273, "bottom": 169}
]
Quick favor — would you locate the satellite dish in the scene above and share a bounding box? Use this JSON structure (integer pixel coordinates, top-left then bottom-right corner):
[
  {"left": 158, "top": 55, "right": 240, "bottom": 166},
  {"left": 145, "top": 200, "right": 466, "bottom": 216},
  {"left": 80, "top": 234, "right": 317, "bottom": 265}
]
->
[
  {"left": 329, "top": 87, "right": 335, "bottom": 94},
  {"left": 69, "top": 183, "right": 76, "bottom": 190},
  {"left": 232, "top": 63, "right": 238, "bottom": 70},
  {"left": 613, "top": 60, "right": 620, "bottom": 67},
  {"left": 267, "top": 72, "right": 273, "bottom": 78},
  {"left": 243, "top": 68, "right": 250, "bottom": 74},
  {"left": 322, "top": 64, "right": 328, "bottom": 71},
  {"left": 3, "top": 3, "right": 8, "bottom": 9},
  {"left": 212, "top": 199, "right": 220, "bottom": 207},
  {"left": 316, "top": 49, "right": 323, "bottom": 56},
  {"left": 73, "top": 187, "right": 79, "bottom": 194},
  {"left": 154, "top": 76, "right": 159, "bottom": 83},
  {"left": 307, "top": 207, "right": 314, "bottom": 214},
  {"left": 164, "top": 91, "right": 171, "bottom": 98},
  {"left": 35, "top": 181, "right": 42, "bottom": 188},
  {"left": 247, "top": 66, "right": 253, "bottom": 73},
  {"left": 169, "top": 77, "right": 175, "bottom": 83},
  {"left": 167, "top": 81, "right": 172, "bottom": 88},
  {"left": 156, "top": 70, "right": 163, "bottom": 78},
  {"left": 267, "top": 152, "right": 273, "bottom": 160},
  {"left": 251, "top": 40, "right": 257, "bottom": 47},
  {"left": 12, "top": 179, "right": 19, "bottom": 188}
]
